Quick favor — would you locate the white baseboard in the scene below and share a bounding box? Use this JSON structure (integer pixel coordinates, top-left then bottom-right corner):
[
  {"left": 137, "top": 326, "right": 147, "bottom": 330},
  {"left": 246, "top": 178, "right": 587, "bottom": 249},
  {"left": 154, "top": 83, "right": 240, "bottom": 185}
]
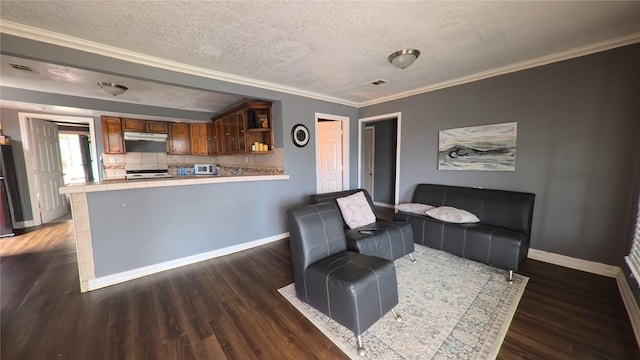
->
[
  {"left": 616, "top": 271, "right": 640, "bottom": 347},
  {"left": 87, "top": 232, "right": 289, "bottom": 291},
  {"left": 14, "top": 220, "right": 37, "bottom": 229},
  {"left": 527, "top": 248, "right": 620, "bottom": 278}
]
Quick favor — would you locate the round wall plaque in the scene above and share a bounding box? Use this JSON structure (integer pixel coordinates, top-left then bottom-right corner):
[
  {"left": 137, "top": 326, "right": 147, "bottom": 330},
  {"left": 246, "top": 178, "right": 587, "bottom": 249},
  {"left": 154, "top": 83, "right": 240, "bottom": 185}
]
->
[{"left": 291, "top": 124, "right": 310, "bottom": 147}]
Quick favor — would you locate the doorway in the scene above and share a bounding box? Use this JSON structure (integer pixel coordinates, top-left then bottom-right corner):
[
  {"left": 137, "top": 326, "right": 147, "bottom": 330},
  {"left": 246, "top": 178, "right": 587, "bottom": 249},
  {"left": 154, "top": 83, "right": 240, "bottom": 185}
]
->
[
  {"left": 364, "top": 126, "right": 375, "bottom": 196},
  {"left": 315, "top": 113, "right": 349, "bottom": 194},
  {"left": 358, "top": 112, "right": 401, "bottom": 207},
  {"left": 18, "top": 113, "right": 99, "bottom": 227}
]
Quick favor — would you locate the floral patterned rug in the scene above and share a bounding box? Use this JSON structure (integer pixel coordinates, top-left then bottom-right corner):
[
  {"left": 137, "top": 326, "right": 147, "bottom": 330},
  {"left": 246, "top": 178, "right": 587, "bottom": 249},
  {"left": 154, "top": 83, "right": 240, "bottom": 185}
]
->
[{"left": 278, "top": 244, "right": 528, "bottom": 359}]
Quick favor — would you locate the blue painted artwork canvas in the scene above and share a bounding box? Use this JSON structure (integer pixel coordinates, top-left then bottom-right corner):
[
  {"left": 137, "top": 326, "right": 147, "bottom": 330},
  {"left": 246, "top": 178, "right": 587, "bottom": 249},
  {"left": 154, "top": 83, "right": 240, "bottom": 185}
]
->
[{"left": 438, "top": 122, "right": 517, "bottom": 171}]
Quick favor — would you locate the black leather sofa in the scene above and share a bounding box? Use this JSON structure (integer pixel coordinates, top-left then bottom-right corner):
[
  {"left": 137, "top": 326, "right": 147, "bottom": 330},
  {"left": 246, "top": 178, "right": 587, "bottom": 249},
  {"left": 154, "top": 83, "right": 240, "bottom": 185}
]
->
[
  {"left": 310, "top": 189, "right": 415, "bottom": 262},
  {"left": 393, "top": 184, "right": 535, "bottom": 276}
]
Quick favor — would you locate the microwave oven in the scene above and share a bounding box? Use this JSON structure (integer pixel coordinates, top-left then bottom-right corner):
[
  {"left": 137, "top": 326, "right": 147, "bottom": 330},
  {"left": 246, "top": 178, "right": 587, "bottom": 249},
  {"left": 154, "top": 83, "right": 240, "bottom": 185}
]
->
[{"left": 194, "top": 164, "right": 214, "bottom": 175}]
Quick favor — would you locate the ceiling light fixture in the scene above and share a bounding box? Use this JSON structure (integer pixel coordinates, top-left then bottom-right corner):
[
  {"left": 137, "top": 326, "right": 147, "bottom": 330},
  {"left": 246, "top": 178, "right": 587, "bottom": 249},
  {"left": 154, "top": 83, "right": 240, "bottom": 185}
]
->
[
  {"left": 98, "top": 82, "right": 128, "bottom": 96},
  {"left": 388, "top": 49, "right": 421, "bottom": 69}
]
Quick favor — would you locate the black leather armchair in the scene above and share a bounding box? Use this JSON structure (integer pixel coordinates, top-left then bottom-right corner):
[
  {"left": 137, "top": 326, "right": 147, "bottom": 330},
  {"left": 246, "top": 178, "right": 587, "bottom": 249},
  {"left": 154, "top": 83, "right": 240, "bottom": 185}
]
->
[{"left": 287, "top": 202, "right": 401, "bottom": 356}]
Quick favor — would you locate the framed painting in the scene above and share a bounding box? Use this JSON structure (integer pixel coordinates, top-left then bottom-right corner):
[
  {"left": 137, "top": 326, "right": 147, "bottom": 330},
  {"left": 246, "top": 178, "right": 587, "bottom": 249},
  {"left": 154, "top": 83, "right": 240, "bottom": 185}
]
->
[{"left": 438, "top": 122, "right": 517, "bottom": 171}]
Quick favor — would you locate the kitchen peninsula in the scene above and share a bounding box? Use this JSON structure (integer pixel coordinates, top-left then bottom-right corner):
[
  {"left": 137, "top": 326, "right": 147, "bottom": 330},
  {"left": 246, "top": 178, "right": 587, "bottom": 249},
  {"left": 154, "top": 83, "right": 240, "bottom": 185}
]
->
[{"left": 60, "top": 173, "right": 290, "bottom": 292}]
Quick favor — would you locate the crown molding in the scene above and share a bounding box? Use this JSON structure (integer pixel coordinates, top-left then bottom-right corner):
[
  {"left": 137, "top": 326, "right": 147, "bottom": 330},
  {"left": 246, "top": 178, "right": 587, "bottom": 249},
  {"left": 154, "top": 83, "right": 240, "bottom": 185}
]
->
[
  {"left": 2, "top": 21, "right": 639, "bottom": 109},
  {"left": 360, "top": 32, "right": 640, "bottom": 107},
  {"left": 0, "top": 21, "right": 358, "bottom": 107}
]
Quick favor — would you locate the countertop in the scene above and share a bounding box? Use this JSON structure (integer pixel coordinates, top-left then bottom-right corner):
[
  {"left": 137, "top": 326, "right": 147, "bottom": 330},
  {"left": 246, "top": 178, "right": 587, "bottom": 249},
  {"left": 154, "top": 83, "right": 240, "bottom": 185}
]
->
[{"left": 59, "top": 174, "right": 290, "bottom": 194}]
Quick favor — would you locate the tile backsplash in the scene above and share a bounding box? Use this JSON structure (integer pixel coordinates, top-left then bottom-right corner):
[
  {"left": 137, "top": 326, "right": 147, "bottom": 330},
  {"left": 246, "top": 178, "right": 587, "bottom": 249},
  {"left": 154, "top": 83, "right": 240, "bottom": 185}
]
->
[{"left": 102, "top": 149, "right": 284, "bottom": 179}]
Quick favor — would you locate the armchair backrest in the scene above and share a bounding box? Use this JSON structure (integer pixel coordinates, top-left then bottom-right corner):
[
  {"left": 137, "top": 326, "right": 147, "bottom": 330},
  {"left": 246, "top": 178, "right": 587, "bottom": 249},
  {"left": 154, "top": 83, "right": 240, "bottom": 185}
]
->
[
  {"left": 287, "top": 202, "right": 348, "bottom": 289},
  {"left": 309, "top": 189, "right": 375, "bottom": 227}
]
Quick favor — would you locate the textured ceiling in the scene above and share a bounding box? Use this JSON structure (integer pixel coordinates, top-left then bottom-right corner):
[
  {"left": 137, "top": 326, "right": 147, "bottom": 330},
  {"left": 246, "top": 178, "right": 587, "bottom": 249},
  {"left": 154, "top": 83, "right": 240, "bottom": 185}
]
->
[{"left": 1, "top": 1, "right": 640, "bottom": 113}]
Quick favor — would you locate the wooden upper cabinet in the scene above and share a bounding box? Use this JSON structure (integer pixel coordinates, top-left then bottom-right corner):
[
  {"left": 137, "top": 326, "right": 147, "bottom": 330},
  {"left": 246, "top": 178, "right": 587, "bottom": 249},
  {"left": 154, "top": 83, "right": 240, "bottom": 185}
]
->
[
  {"left": 167, "top": 123, "right": 190, "bottom": 155},
  {"left": 146, "top": 121, "right": 168, "bottom": 134},
  {"left": 190, "top": 123, "right": 212, "bottom": 156},
  {"left": 211, "top": 101, "right": 273, "bottom": 155},
  {"left": 236, "top": 111, "right": 247, "bottom": 153},
  {"left": 122, "top": 118, "right": 168, "bottom": 134},
  {"left": 213, "top": 119, "right": 226, "bottom": 154},
  {"left": 225, "top": 113, "right": 239, "bottom": 154},
  {"left": 122, "top": 118, "right": 145, "bottom": 132},
  {"left": 101, "top": 116, "right": 125, "bottom": 154}
]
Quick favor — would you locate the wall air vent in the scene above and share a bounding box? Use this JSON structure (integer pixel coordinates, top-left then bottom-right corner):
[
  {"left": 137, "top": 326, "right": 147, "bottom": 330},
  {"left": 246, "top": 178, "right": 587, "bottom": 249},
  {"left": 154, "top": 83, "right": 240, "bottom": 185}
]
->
[
  {"left": 9, "top": 63, "right": 38, "bottom": 74},
  {"left": 365, "top": 79, "right": 388, "bottom": 87}
]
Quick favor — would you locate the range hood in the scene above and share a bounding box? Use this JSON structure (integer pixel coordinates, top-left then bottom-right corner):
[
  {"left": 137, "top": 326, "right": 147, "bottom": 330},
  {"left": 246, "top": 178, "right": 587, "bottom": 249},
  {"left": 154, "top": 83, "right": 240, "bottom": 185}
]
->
[{"left": 123, "top": 132, "right": 168, "bottom": 142}]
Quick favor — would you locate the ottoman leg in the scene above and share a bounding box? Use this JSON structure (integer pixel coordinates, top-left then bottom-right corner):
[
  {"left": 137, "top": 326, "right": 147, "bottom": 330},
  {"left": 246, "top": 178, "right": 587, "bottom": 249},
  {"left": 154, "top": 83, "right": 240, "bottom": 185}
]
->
[
  {"left": 408, "top": 253, "right": 417, "bottom": 263},
  {"left": 356, "top": 335, "right": 366, "bottom": 356},
  {"left": 391, "top": 308, "right": 402, "bottom": 322}
]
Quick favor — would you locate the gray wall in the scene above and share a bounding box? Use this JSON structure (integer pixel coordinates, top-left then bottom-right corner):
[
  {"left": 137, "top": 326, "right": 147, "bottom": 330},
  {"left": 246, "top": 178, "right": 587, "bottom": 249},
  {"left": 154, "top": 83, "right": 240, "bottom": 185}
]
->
[
  {"left": 4, "top": 33, "right": 639, "bottom": 274},
  {"left": 1, "top": 33, "right": 358, "bottom": 277},
  {"left": 360, "top": 44, "right": 640, "bottom": 266},
  {"left": 88, "top": 180, "right": 295, "bottom": 276}
]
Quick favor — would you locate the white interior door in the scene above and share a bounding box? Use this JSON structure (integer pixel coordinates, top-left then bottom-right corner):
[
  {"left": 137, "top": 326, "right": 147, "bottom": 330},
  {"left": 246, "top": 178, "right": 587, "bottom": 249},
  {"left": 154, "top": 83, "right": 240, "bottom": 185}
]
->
[
  {"left": 317, "top": 120, "right": 343, "bottom": 193},
  {"left": 30, "top": 118, "right": 68, "bottom": 223},
  {"left": 364, "top": 127, "right": 375, "bottom": 197}
]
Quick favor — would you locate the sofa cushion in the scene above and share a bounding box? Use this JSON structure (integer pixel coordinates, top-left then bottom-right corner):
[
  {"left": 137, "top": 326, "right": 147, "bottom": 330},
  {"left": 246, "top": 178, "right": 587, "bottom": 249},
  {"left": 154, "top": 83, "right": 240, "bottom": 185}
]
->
[
  {"left": 336, "top": 191, "right": 376, "bottom": 229},
  {"left": 395, "top": 202, "right": 434, "bottom": 215},
  {"left": 425, "top": 206, "right": 480, "bottom": 223}
]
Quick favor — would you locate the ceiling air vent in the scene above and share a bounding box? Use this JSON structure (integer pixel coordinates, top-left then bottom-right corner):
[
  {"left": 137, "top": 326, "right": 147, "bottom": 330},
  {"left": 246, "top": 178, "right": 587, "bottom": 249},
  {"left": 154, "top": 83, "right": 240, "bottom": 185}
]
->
[
  {"left": 9, "top": 63, "right": 38, "bottom": 74},
  {"left": 365, "top": 79, "right": 388, "bottom": 87}
]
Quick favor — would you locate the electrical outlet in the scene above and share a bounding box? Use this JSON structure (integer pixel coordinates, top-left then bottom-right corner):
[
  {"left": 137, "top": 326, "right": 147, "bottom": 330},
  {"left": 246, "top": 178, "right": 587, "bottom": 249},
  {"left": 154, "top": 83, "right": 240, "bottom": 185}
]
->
[
  {"left": 245, "top": 156, "right": 249, "bottom": 164},
  {"left": 109, "top": 157, "right": 115, "bottom": 164}
]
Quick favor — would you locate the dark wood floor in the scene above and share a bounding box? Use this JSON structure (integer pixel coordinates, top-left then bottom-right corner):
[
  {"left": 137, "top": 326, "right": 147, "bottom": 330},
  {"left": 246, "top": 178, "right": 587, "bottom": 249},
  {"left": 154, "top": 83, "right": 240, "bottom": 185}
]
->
[{"left": 1, "top": 219, "right": 638, "bottom": 359}]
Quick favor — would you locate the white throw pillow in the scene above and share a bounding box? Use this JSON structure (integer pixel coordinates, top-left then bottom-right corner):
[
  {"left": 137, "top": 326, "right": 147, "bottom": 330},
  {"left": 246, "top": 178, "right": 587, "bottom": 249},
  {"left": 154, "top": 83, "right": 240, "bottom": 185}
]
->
[
  {"left": 425, "top": 206, "right": 480, "bottom": 223},
  {"left": 395, "top": 203, "right": 434, "bottom": 215},
  {"left": 336, "top": 191, "right": 376, "bottom": 229}
]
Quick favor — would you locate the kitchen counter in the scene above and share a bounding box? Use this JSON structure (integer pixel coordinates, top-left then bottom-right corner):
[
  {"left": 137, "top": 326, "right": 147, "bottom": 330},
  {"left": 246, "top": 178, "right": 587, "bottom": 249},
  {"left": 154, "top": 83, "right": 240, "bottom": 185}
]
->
[{"left": 59, "top": 174, "right": 290, "bottom": 194}]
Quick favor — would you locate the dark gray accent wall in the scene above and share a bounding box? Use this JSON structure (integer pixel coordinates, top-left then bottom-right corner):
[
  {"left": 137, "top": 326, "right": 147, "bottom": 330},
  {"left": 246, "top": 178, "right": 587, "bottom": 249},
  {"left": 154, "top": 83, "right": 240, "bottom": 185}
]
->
[
  {"left": 360, "top": 44, "right": 640, "bottom": 266},
  {"left": 370, "top": 119, "right": 397, "bottom": 204}
]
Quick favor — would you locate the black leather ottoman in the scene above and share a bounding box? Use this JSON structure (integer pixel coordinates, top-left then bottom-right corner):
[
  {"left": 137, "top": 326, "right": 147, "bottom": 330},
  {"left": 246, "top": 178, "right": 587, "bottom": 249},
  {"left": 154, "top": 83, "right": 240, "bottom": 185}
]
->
[
  {"left": 304, "top": 251, "right": 399, "bottom": 336},
  {"left": 345, "top": 221, "right": 415, "bottom": 261}
]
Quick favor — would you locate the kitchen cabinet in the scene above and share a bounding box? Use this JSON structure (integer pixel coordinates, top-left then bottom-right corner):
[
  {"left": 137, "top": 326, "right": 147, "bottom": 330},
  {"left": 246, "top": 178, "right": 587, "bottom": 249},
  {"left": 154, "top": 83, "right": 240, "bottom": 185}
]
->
[
  {"left": 213, "top": 118, "right": 225, "bottom": 154},
  {"left": 225, "top": 112, "right": 240, "bottom": 154},
  {"left": 211, "top": 101, "right": 273, "bottom": 155},
  {"left": 122, "top": 118, "right": 168, "bottom": 134},
  {"left": 213, "top": 111, "right": 245, "bottom": 155},
  {"left": 146, "top": 120, "right": 168, "bottom": 134},
  {"left": 167, "top": 123, "right": 190, "bottom": 155},
  {"left": 122, "top": 118, "right": 145, "bottom": 132},
  {"left": 190, "top": 123, "right": 213, "bottom": 156},
  {"left": 101, "top": 116, "right": 125, "bottom": 154}
]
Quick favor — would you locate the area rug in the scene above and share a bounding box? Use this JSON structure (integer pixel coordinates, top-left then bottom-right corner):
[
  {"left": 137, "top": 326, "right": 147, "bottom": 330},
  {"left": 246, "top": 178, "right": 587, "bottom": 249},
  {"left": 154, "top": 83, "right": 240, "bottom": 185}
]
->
[{"left": 278, "top": 244, "right": 528, "bottom": 359}]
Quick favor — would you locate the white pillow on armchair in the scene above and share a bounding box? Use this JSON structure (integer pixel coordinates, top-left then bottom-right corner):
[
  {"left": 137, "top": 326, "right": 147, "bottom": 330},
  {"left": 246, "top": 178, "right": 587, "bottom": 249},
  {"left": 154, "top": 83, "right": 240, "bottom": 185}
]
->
[{"left": 336, "top": 191, "right": 376, "bottom": 229}]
